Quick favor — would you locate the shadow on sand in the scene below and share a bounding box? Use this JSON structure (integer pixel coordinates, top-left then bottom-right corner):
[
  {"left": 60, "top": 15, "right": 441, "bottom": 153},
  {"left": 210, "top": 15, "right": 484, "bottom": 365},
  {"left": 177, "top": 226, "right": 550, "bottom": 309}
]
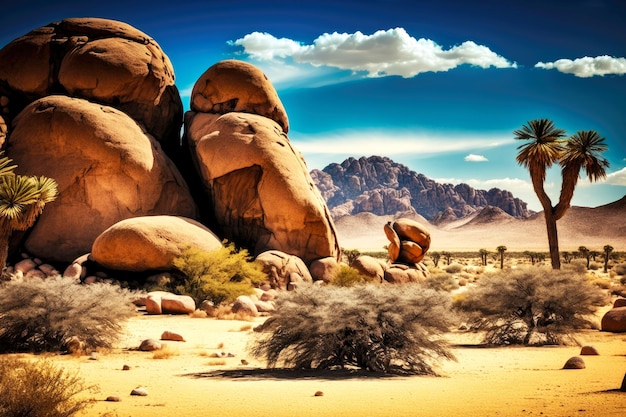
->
[{"left": 183, "top": 367, "right": 408, "bottom": 381}]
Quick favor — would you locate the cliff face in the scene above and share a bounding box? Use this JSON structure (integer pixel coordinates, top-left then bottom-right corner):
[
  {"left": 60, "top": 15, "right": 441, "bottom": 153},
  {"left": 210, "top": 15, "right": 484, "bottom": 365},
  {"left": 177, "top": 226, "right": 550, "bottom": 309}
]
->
[{"left": 311, "top": 156, "right": 532, "bottom": 220}]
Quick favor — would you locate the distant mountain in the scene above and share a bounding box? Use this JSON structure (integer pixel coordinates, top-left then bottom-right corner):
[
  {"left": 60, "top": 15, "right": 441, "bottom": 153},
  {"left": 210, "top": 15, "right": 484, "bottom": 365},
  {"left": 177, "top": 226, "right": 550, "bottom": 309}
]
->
[{"left": 311, "top": 155, "right": 532, "bottom": 220}]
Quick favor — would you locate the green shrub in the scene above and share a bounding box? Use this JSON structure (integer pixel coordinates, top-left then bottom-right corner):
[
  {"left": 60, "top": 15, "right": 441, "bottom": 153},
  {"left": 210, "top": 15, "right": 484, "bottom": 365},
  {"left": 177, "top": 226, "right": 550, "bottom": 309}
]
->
[
  {"left": 331, "top": 264, "right": 377, "bottom": 287},
  {"left": 250, "top": 284, "right": 455, "bottom": 375},
  {"left": 0, "top": 357, "right": 95, "bottom": 417},
  {"left": 0, "top": 277, "right": 136, "bottom": 353},
  {"left": 457, "top": 267, "right": 608, "bottom": 345},
  {"left": 172, "top": 243, "right": 265, "bottom": 306}
]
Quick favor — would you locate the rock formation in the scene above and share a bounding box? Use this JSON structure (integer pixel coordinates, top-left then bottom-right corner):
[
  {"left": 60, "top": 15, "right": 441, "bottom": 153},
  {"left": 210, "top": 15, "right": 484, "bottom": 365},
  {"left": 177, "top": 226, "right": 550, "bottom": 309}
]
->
[
  {"left": 312, "top": 155, "right": 532, "bottom": 220},
  {"left": 8, "top": 95, "right": 197, "bottom": 262}
]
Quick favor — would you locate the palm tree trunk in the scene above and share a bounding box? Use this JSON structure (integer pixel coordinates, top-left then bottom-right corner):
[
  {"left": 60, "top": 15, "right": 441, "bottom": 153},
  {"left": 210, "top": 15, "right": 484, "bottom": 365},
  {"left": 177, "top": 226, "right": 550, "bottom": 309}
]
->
[
  {"left": 544, "top": 209, "right": 561, "bottom": 269},
  {"left": 0, "top": 231, "right": 10, "bottom": 274},
  {"left": 554, "top": 165, "right": 579, "bottom": 220}
]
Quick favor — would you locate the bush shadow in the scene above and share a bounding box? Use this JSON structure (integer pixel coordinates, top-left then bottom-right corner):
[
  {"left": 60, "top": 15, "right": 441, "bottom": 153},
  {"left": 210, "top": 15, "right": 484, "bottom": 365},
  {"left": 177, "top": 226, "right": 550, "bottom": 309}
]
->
[{"left": 183, "top": 367, "right": 407, "bottom": 381}]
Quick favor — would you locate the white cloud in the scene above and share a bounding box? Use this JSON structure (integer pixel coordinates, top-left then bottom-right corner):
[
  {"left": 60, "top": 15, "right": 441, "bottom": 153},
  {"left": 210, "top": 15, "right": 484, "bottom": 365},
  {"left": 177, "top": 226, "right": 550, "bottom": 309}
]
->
[
  {"left": 535, "top": 55, "right": 626, "bottom": 77},
  {"left": 233, "top": 28, "right": 516, "bottom": 79},
  {"left": 464, "top": 154, "right": 488, "bottom": 162},
  {"left": 603, "top": 167, "right": 626, "bottom": 186}
]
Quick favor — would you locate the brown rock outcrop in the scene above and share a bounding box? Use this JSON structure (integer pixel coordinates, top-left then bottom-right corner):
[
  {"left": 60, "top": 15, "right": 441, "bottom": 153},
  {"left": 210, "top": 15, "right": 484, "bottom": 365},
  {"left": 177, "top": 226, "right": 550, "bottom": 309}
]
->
[
  {"left": 190, "top": 60, "right": 288, "bottom": 133},
  {"left": 384, "top": 218, "right": 431, "bottom": 264},
  {"left": 8, "top": 95, "right": 197, "bottom": 262},
  {"left": 186, "top": 111, "right": 339, "bottom": 263},
  {"left": 91, "top": 216, "right": 221, "bottom": 272},
  {"left": 0, "top": 18, "right": 182, "bottom": 147},
  {"left": 255, "top": 250, "right": 313, "bottom": 290},
  {"left": 601, "top": 307, "right": 626, "bottom": 333}
]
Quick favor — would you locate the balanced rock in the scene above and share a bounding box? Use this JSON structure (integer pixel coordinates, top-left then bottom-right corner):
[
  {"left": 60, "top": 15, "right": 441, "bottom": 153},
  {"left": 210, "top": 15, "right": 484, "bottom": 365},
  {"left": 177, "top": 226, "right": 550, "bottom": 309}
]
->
[
  {"left": 92, "top": 216, "right": 221, "bottom": 272},
  {"left": 0, "top": 18, "right": 182, "bottom": 146},
  {"left": 8, "top": 96, "right": 197, "bottom": 262},
  {"left": 384, "top": 218, "right": 431, "bottom": 264},
  {"left": 601, "top": 307, "right": 626, "bottom": 333},
  {"left": 255, "top": 250, "right": 313, "bottom": 290},
  {"left": 190, "top": 60, "right": 289, "bottom": 133},
  {"left": 186, "top": 111, "right": 339, "bottom": 263}
]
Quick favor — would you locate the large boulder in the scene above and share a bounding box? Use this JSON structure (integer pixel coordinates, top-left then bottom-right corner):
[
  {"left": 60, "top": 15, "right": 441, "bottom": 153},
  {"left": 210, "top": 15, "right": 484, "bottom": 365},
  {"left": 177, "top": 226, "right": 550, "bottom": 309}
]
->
[
  {"left": 7, "top": 95, "right": 197, "bottom": 262},
  {"left": 384, "top": 218, "right": 431, "bottom": 264},
  {"left": 351, "top": 255, "right": 386, "bottom": 282},
  {"left": 601, "top": 307, "right": 626, "bottom": 333},
  {"left": 255, "top": 250, "right": 313, "bottom": 290},
  {"left": 186, "top": 111, "right": 340, "bottom": 263},
  {"left": 0, "top": 18, "right": 182, "bottom": 147},
  {"left": 92, "top": 216, "right": 222, "bottom": 272},
  {"left": 190, "top": 60, "right": 288, "bottom": 133}
]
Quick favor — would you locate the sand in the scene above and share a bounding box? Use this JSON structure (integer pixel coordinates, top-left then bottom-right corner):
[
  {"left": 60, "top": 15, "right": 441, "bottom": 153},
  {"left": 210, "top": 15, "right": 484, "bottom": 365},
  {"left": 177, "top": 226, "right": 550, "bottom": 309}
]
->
[{"left": 23, "top": 308, "right": 626, "bottom": 417}]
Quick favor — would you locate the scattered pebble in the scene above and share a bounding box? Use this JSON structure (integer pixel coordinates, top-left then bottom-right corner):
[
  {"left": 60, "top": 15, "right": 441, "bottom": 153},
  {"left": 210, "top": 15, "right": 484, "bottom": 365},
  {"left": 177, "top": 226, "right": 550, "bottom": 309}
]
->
[
  {"left": 314, "top": 391, "right": 324, "bottom": 397},
  {"left": 105, "top": 395, "right": 121, "bottom": 402},
  {"left": 131, "top": 386, "right": 148, "bottom": 396}
]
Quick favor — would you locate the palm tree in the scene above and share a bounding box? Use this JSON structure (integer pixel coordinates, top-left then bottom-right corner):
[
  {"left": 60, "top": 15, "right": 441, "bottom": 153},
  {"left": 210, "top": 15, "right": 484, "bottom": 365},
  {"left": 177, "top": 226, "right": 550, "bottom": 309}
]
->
[
  {"left": 0, "top": 153, "right": 58, "bottom": 272},
  {"left": 496, "top": 245, "right": 507, "bottom": 269},
  {"left": 603, "top": 244, "right": 614, "bottom": 273},
  {"left": 578, "top": 246, "right": 590, "bottom": 269},
  {"left": 515, "top": 120, "right": 609, "bottom": 269},
  {"left": 479, "top": 249, "right": 489, "bottom": 266}
]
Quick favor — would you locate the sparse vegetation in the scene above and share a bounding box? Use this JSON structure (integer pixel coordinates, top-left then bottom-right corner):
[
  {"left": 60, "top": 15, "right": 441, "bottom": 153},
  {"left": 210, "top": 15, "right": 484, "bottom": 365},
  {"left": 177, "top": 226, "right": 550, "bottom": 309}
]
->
[
  {"left": 171, "top": 243, "right": 265, "bottom": 306},
  {"left": 424, "top": 272, "right": 459, "bottom": 292},
  {"left": 342, "top": 248, "right": 361, "bottom": 265},
  {"left": 0, "top": 357, "right": 95, "bottom": 417},
  {"left": 0, "top": 276, "right": 136, "bottom": 353},
  {"left": 250, "top": 284, "right": 455, "bottom": 375},
  {"left": 457, "top": 266, "right": 608, "bottom": 345},
  {"left": 497, "top": 245, "right": 507, "bottom": 269},
  {"left": 331, "top": 264, "right": 376, "bottom": 286}
]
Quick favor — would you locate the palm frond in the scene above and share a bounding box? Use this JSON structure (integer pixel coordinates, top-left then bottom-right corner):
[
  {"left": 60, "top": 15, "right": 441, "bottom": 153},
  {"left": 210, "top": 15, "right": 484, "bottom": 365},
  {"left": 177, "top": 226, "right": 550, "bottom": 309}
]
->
[
  {"left": 560, "top": 130, "right": 609, "bottom": 182},
  {"left": 0, "top": 151, "right": 17, "bottom": 177},
  {"left": 514, "top": 119, "right": 566, "bottom": 183}
]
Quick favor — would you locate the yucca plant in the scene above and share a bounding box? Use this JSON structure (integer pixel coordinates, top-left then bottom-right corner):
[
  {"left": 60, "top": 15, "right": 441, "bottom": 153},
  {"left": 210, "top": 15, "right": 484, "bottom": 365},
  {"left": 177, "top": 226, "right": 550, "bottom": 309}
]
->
[{"left": 0, "top": 152, "right": 58, "bottom": 271}]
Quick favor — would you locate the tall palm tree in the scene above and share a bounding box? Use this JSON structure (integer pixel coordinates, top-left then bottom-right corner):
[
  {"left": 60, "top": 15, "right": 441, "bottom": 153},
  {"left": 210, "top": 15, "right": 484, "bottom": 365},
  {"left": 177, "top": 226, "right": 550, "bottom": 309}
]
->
[
  {"left": 578, "top": 246, "right": 590, "bottom": 269},
  {"left": 515, "top": 120, "right": 609, "bottom": 269},
  {"left": 0, "top": 153, "right": 58, "bottom": 272},
  {"left": 496, "top": 245, "right": 507, "bottom": 269},
  {"left": 603, "top": 244, "right": 614, "bottom": 273}
]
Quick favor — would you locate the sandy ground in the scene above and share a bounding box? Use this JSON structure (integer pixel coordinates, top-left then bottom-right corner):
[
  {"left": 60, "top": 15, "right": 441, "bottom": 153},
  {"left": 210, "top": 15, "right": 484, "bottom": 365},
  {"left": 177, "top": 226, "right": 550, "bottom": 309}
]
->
[{"left": 22, "top": 308, "right": 626, "bottom": 417}]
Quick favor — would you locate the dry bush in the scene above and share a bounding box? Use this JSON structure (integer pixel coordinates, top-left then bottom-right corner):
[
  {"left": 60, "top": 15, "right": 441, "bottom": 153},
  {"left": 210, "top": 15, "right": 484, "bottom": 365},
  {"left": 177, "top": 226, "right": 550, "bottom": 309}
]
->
[
  {"left": 250, "top": 284, "right": 455, "bottom": 375},
  {"left": 0, "top": 356, "right": 95, "bottom": 417},
  {"left": 457, "top": 267, "right": 608, "bottom": 345},
  {"left": 0, "top": 276, "right": 137, "bottom": 353},
  {"left": 445, "top": 263, "right": 463, "bottom": 274},
  {"left": 152, "top": 344, "right": 179, "bottom": 359},
  {"left": 331, "top": 264, "right": 377, "bottom": 287},
  {"left": 206, "top": 359, "right": 227, "bottom": 366},
  {"left": 424, "top": 273, "right": 459, "bottom": 292},
  {"left": 613, "top": 263, "right": 626, "bottom": 276},
  {"left": 172, "top": 243, "right": 265, "bottom": 306}
]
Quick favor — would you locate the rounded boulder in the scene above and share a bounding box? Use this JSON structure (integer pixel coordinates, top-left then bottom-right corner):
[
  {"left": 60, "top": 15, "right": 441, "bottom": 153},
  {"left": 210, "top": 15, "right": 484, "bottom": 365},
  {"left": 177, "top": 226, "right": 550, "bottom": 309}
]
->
[{"left": 92, "top": 216, "right": 222, "bottom": 272}]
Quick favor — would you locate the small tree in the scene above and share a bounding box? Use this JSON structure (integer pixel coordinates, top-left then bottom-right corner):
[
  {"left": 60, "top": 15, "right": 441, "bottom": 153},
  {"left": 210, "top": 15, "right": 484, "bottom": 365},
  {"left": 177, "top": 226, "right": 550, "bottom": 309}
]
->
[
  {"left": 172, "top": 243, "right": 265, "bottom": 306},
  {"left": 479, "top": 249, "right": 489, "bottom": 266},
  {"left": 578, "top": 246, "right": 590, "bottom": 269},
  {"left": 457, "top": 267, "right": 607, "bottom": 345},
  {"left": 430, "top": 251, "right": 441, "bottom": 267},
  {"left": 562, "top": 251, "right": 572, "bottom": 264},
  {"left": 250, "top": 284, "right": 455, "bottom": 375},
  {"left": 604, "top": 244, "right": 614, "bottom": 273},
  {"left": 497, "top": 245, "right": 507, "bottom": 269},
  {"left": 442, "top": 251, "right": 452, "bottom": 265},
  {"left": 342, "top": 248, "right": 361, "bottom": 266}
]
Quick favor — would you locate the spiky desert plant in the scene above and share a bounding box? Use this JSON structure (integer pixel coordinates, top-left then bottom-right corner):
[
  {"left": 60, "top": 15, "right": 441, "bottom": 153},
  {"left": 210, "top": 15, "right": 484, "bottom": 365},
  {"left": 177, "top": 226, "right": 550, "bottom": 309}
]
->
[{"left": 250, "top": 284, "right": 455, "bottom": 375}]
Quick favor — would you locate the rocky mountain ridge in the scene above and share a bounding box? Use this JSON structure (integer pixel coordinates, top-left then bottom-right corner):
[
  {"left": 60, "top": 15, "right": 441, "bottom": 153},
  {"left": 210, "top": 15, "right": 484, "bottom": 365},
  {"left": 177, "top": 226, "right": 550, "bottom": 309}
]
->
[{"left": 311, "top": 155, "right": 532, "bottom": 221}]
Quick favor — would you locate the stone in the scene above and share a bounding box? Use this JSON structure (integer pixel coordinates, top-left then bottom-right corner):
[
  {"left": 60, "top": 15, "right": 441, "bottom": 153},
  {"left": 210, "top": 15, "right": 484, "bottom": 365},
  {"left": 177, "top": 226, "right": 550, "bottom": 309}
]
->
[
  {"left": 105, "top": 395, "right": 121, "bottom": 402},
  {"left": 145, "top": 291, "right": 169, "bottom": 315},
  {"left": 351, "top": 256, "right": 386, "bottom": 282},
  {"left": 309, "top": 257, "right": 340, "bottom": 283},
  {"left": 0, "top": 18, "right": 182, "bottom": 147},
  {"left": 562, "top": 356, "right": 585, "bottom": 369},
  {"left": 254, "top": 300, "right": 276, "bottom": 313},
  {"left": 64, "top": 336, "right": 84, "bottom": 354},
  {"left": 92, "top": 216, "right": 221, "bottom": 272},
  {"left": 613, "top": 298, "right": 626, "bottom": 308},
  {"left": 190, "top": 60, "right": 289, "bottom": 133},
  {"left": 8, "top": 95, "right": 197, "bottom": 263},
  {"left": 130, "top": 386, "right": 149, "bottom": 396},
  {"left": 122, "top": 364, "right": 131, "bottom": 370},
  {"left": 138, "top": 339, "right": 162, "bottom": 352},
  {"left": 601, "top": 307, "right": 626, "bottom": 333},
  {"left": 255, "top": 250, "right": 313, "bottom": 290},
  {"left": 384, "top": 219, "right": 431, "bottom": 264},
  {"left": 186, "top": 111, "right": 339, "bottom": 264},
  {"left": 38, "top": 264, "right": 58, "bottom": 276},
  {"left": 161, "top": 294, "right": 196, "bottom": 315},
  {"left": 232, "top": 295, "right": 259, "bottom": 317},
  {"left": 314, "top": 391, "right": 324, "bottom": 397},
  {"left": 14, "top": 258, "right": 37, "bottom": 274},
  {"left": 161, "top": 331, "right": 185, "bottom": 342},
  {"left": 580, "top": 345, "right": 599, "bottom": 355},
  {"left": 621, "top": 373, "right": 626, "bottom": 392}
]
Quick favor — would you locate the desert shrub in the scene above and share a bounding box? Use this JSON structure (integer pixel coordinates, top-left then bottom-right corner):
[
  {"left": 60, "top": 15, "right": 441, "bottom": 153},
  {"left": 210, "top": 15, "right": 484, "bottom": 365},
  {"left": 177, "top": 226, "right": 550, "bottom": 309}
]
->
[
  {"left": 457, "top": 267, "right": 608, "bottom": 345},
  {"left": 424, "top": 273, "right": 459, "bottom": 292},
  {"left": 172, "top": 243, "right": 265, "bottom": 306},
  {"left": 613, "top": 263, "right": 626, "bottom": 276},
  {"left": 0, "top": 357, "right": 95, "bottom": 417},
  {"left": 0, "top": 277, "right": 136, "bottom": 353},
  {"left": 341, "top": 248, "right": 361, "bottom": 265},
  {"left": 566, "top": 259, "right": 588, "bottom": 273},
  {"left": 331, "top": 264, "right": 377, "bottom": 287},
  {"left": 588, "top": 262, "right": 600, "bottom": 271},
  {"left": 444, "top": 263, "right": 463, "bottom": 274},
  {"left": 250, "top": 284, "right": 455, "bottom": 375}
]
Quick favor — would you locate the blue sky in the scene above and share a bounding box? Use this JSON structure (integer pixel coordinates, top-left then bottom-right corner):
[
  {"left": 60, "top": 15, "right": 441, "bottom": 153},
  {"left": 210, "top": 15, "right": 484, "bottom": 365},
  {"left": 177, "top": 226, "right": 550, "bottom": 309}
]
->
[{"left": 2, "top": 0, "right": 625, "bottom": 211}]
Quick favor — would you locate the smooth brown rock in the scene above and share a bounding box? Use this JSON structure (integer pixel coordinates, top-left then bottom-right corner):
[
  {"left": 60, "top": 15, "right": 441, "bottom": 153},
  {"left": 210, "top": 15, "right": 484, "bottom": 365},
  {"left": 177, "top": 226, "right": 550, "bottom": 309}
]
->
[
  {"left": 309, "top": 257, "right": 340, "bottom": 283},
  {"left": 613, "top": 298, "right": 626, "bottom": 308},
  {"left": 351, "top": 256, "right": 386, "bottom": 282},
  {"left": 8, "top": 96, "right": 197, "bottom": 262},
  {"left": 255, "top": 250, "right": 313, "bottom": 290},
  {"left": 562, "top": 356, "right": 585, "bottom": 369},
  {"left": 138, "top": 339, "right": 161, "bottom": 352},
  {"left": 601, "top": 307, "right": 626, "bottom": 333},
  {"left": 187, "top": 112, "right": 339, "bottom": 263},
  {"left": 161, "top": 331, "right": 185, "bottom": 342},
  {"left": 92, "top": 216, "right": 221, "bottom": 272},
  {"left": 0, "top": 18, "right": 182, "bottom": 145},
  {"left": 161, "top": 294, "right": 195, "bottom": 315},
  {"left": 190, "top": 60, "right": 289, "bottom": 133},
  {"left": 232, "top": 295, "right": 259, "bottom": 317},
  {"left": 580, "top": 345, "right": 599, "bottom": 355}
]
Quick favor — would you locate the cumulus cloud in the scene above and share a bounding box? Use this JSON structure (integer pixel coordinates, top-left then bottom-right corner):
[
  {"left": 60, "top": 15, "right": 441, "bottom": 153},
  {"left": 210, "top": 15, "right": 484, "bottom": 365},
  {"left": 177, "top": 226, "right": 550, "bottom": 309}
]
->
[
  {"left": 233, "top": 28, "right": 516, "bottom": 78},
  {"left": 603, "top": 167, "right": 626, "bottom": 186},
  {"left": 535, "top": 55, "right": 626, "bottom": 77},
  {"left": 464, "top": 154, "right": 488, "bottom": 162}
]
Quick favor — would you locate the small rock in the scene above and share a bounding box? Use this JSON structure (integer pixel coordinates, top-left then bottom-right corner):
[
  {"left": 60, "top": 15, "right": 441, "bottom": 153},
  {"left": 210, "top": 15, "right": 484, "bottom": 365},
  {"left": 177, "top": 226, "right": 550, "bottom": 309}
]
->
[
  {"left": 138, "top": 338, "right": 162, "bottom": 352},
  {"left": 105, "top": 395, "right": 121, "bottom": 402},
  {"left": 580, "top": 345, "right": 599, "bottom": 355},
  {"left": 130, "top": 386, "right": 148, "bottom": 396},
  {"left": 314, "top": 391, "right": 324, "bottom": 397},
  {"left": 614, "top": 298, "right": 626, "bottom": 308},
  {"left": 241, "top": 359, "right": 249, "bottom": 365},
  {"left": 161, "top": 330, "right": 185, "bottom": 342},
  {"left": 122, "top": 364, "right": 131, "bottom": 370},
  {"left": 89, "top": 352, "right": 98, "bottom": 360},
  {"left": 621, "top": 373, "right": 626, "bottom": 392},
  {"left": 563, "top": 356, "right": 585, "bottom": 369}
]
